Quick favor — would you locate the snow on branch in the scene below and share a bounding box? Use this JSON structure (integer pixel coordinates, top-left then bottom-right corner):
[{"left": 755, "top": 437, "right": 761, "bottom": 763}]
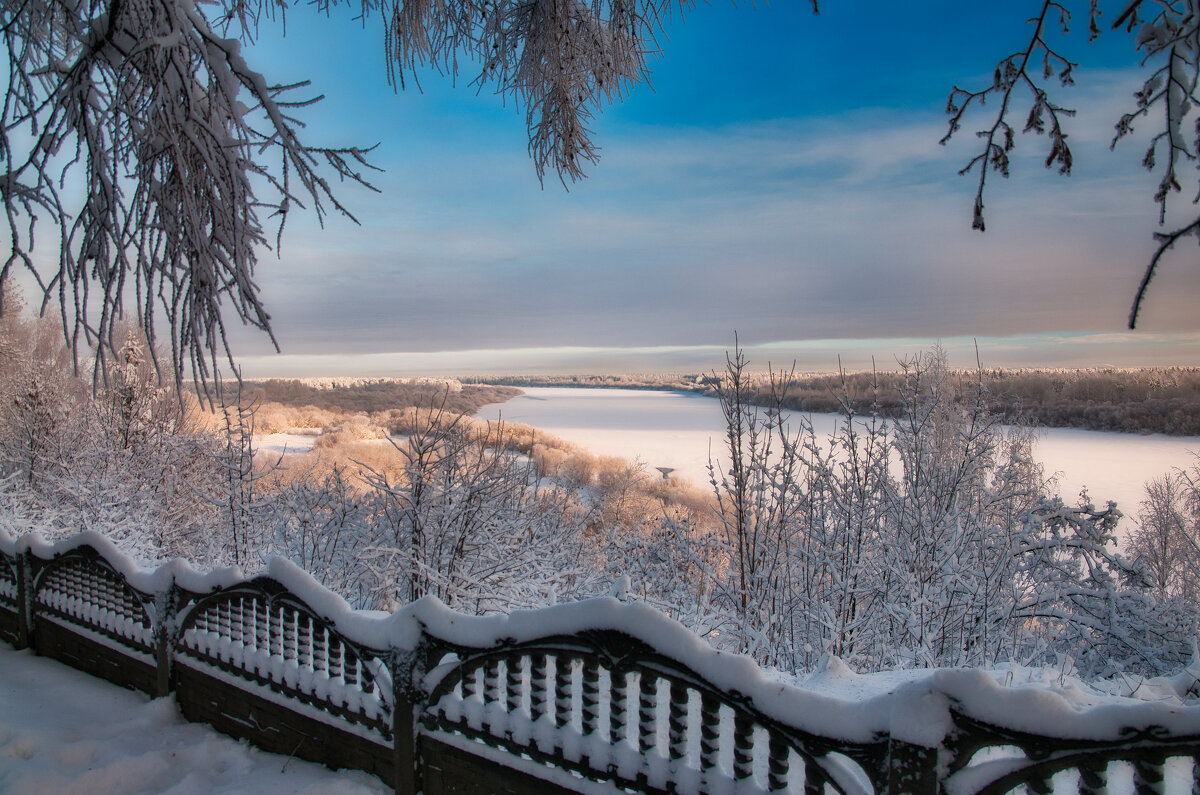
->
[
  {"left": 382, "top": 0, "right": 688, "bottom": 184},
  {"left": 1, "top": 0, "right": 378, "bottom": 390},
  {"left": 945, "top": 0, "right": 1200, "bottom": 327}
]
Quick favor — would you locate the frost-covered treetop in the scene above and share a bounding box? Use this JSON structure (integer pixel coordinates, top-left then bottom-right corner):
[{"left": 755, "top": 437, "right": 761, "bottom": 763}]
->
[{"left": 0, "top": 0, "right": 715, "bottom": 388}]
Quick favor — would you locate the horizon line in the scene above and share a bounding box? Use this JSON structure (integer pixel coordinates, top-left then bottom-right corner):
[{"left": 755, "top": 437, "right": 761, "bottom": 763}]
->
[{"left": 230, "top": 331, "right": 1200, "bottom": 379}]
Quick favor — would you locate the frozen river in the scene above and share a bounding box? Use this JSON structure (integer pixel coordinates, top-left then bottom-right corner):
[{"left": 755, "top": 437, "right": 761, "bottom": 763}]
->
[{"left": 479, "top": 387, "right": 1200, "bottom": 525}]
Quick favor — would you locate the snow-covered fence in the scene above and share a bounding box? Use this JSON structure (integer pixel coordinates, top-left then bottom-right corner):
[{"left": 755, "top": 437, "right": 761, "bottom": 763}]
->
[
  {"left": 0, "top": 545, "right": 22, "bottom": 647},
  {"left": 172, "top": 578, "right": 398, "bottom": 781},
  {"left": 26, "top": 543, "right": 164, "bottom": 696},
  {"left": 418, "top": 627, "right": 888, "bottom": 793},
  {"left": 3, "top": 531, "right": 1200, "bottom": 794}
]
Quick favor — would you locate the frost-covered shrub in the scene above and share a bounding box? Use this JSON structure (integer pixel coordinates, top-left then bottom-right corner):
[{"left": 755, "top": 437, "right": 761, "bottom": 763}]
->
[
  {"left": 312, "top": 415, "right": 389, "bottom": 448},
  {"left": 0, "top": 313, "right": 229, "bottom": 564},
  {"left": 689, "top": 344, "right": 1198, "bottom": 677},
  {"left": 1129, "top": 463, "right": 1200, "bottom": 604},
  {"left": 353, "top": 408, "right": 605, "bottom": 612}
]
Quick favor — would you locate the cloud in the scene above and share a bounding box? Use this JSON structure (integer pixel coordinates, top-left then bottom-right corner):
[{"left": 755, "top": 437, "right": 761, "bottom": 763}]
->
[
  {"left": 216, "top": 64, "right": 1200, "bottom": 369},
  {"left": 236, "top": 331, "right": 1200, "bottom": 378}
]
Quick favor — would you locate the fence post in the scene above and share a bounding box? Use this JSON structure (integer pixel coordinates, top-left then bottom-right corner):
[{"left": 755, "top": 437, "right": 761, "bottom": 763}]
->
[
  {"left": 390, "top": 642, "right": 425, "bottom": 795},
  {"left": 153, "top": 584, "right": 178, "bottom": 698},
  {"left": 884, "top": 738, "right": 941, "bottom": 794},
  {"left": 15, "top": 549, "right": 33, "bottom": 650}
]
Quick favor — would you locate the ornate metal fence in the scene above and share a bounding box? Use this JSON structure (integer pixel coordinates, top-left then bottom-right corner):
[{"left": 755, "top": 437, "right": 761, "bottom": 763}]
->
[
  {"left": 2, "top": 532, "right": 1200, "bottom": 795},
  {"left": 419, "top": 629, "right": 885, "bottom": 793},
  {"left": 0, "top": 548, "right": 20, "bottom": 646}
]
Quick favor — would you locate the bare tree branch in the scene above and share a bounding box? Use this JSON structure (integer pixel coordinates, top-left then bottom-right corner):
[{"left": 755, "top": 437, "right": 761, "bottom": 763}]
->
[
  {"left": 946, "top": 0, "right": 1200, "bottom": 327},
  {"left": 941, "top": 0, "right": 1077, "bottom": 231}
]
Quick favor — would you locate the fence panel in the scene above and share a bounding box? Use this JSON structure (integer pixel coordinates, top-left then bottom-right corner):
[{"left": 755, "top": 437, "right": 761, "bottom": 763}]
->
[
  {"left": 0, "top": 549, "right": 20, "bottom": 646},
  {"left": 173, "top": 579, "right": 397, "bottom": 786},
  {"left": 4, "top": 532, "right": 1200, "bottom": 795},
  {"left": 31, "top": 546, "right": 159, "bottom": 695},
  {"left": 944, "top": 714, "right": 1200, "bottom": 795},
  {"left": 420, "top": 629, "right": 878, "bottom": 795}
]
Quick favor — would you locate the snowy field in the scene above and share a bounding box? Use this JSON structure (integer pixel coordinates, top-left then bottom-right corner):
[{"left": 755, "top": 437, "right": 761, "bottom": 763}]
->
[
  {"left": 255, "top": 432, "right": 320, "bottom": 456},
  {"left": 255, "top": 433, "right": 403, "bottom": 456},
  {"left": 0, "top": 644, "right": 388, "bottom": 795},
  {"left": 478, "top": 387, "right": 1200, "bottom": 521}
]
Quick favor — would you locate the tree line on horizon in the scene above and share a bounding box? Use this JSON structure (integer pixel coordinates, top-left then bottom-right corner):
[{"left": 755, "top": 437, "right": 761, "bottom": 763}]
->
[
  {"left": 243, "top": 378, "right": 520, "bottom": 417},
  {"left": 732, "top": 366, "right": 1200, "bottom": 436}
]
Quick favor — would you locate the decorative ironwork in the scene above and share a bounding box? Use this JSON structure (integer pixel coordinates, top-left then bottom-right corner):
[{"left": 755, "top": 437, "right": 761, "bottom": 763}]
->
[
  {"left": 32, "top": 547, "right": 154, "bottom": 654},
  {"left": 175, "top": 580, "right": 393, "bottom": 742},
  {"left": 420, "top": 629, "right": 870, "bottom": 794}
]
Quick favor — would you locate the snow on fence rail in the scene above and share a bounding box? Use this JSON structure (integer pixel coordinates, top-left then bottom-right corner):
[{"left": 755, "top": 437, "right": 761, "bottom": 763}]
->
[{"left": 2, "top": 529, "right": 1200, "bottom": 794}]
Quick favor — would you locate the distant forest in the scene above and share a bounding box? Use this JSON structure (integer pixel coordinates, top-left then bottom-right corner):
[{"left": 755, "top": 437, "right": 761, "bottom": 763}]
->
[
  {"left": 753, "top": 368, "right": 1200, "bottom": 436},
  {"left": 243, "top": 369, "right": 1200, "bottom": 436},
  {"left": 472, "top": 369, "right": 1200, "bottom": 436},
  {"left": 244, "top": 378, "right": 521, "bottom": 416}
]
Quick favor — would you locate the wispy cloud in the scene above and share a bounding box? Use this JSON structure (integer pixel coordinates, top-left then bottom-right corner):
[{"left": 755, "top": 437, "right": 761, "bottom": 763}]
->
[{"left": 219, "top": 39, "right": 1199, "bottom": 373}]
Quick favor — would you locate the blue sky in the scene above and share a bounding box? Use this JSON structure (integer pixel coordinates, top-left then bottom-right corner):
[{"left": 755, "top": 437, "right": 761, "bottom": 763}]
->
[{"left": 221, "top": 1, "right": 1200, "bottom": 376}]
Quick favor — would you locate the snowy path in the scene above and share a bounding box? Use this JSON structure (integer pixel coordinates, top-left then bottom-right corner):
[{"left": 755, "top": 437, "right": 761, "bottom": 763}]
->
[{"left": 0, "top": 644, "right": 388, "bottom": 795}]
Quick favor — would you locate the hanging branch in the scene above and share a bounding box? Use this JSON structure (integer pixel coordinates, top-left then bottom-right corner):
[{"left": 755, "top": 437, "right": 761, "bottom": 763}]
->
[
  {"left": 945, "top": 0, "right": 1200, "bottom": 327},
  {"left": 0, "top": 0, "right": 379, "bottom": 394},
  {"left": 1111, "top": 0, "right": 1200, "bottom": 327},
  {"left": 941, "top": 0, "right": 1079, "bottom": 232}
]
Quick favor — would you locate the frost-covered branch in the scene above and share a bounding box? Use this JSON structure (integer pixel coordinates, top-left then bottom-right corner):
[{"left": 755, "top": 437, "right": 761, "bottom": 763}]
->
[
  {"left": 383, "top": 0, "right": 682, "bottom": 184},
  {"left": 947, "top": 0, "right": 1200, "bottom": 326},
  {"left": 941, "top": 0, "right": 1078, "bottom": 232},
  {"left": 0, "top": 0, "right": 378, "bottom": 390},
  {"left": 1108, "top": 0, "right": 1200, "bottom": 326}
]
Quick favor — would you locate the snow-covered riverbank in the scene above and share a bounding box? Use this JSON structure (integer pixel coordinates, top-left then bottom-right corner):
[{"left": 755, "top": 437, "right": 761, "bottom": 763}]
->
[{"left": 479, "top": 387, "right": 1200, "bottom": 520}]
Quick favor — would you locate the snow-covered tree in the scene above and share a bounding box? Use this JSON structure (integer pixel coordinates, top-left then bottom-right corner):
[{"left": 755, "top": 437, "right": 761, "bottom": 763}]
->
[
  {"left": 0, "top": 301, "right": 84, "bottom": 490},
  {"left": 0, "top": 0, "right": 708, "bottom": 384},
  {"left": 703, "top": 344, "right": 811, "bottom": 666},
  {"left": 791, "top": 369, "right": 890, "bottom": 670},
  {"left": 0, "top": 303, "right": 227, "bottom": 560},
  {"left": 1014, "top": 498, "right": 1197, "bottom": 677},
  {"left": 268, "top": 463, "right": 378, "bottom": 605},
  {"left": 211, "top": 388, "right": 279, "bottom": 567},
  {"left": 861, "top": 348, "right": 1044, "bottom": 669},
  {"left": 1129, "top": 460, "right": 1200, "bottom": 602},
  {"left": 358, "top": 403, "right": 602, "bottom": 612}
]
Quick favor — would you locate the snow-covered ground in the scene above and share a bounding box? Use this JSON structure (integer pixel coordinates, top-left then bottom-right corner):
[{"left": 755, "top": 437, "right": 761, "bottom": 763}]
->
[
  {"left": 255, "top": 432, "right": 320, "bottom": 456},
  {"left": 0, "top": 644, "right": 388, "bottom": 795},
  {"left": 255, "top": 432, "right": 404, "bottom": 456}
]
